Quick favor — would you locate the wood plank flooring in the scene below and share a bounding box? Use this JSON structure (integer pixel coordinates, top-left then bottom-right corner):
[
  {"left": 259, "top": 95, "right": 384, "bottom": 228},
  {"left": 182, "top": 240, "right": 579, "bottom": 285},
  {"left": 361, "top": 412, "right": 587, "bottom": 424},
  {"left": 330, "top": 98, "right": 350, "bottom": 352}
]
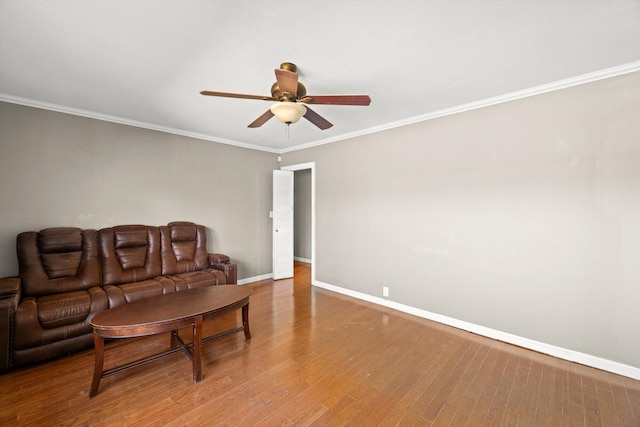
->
[{"left": 1, "top": 262, "right": 638, "bottom": 426}]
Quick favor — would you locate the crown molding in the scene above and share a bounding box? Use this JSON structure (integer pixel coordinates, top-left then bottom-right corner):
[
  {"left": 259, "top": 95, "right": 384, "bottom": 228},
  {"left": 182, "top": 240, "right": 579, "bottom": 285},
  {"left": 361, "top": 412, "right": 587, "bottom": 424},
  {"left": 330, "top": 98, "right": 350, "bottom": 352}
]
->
[
  {"left": 0, "top": 94, "right": 280, "bottom": 154},
  {"left": 2, "top": 60, "right": 639, "bottom": 156},
  {"left": 280, "top": 60, "right": 640, "bottom": 154}
]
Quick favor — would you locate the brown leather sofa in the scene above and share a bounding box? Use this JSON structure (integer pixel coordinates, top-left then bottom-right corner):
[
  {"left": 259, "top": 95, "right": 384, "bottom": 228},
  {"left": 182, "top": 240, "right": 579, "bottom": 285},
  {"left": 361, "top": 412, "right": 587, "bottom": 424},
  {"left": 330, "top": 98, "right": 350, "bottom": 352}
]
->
[{"left": 0, "top": 221, "right": 237, "bottom": 372}]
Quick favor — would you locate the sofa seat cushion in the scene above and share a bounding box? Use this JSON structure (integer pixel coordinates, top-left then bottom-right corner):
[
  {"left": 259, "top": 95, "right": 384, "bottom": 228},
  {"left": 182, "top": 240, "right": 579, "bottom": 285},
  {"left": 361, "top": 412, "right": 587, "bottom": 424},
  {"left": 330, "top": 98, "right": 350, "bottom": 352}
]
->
[
  {"left": 104, "top": 276, "right": 177, "bottom": 308},
  {"left": 169, "top": 270, "right": 226, "bottom": 291},
  {"left": 14, "top": 287, "right": 107, "bottom": 352},
  {"left": 37, "top": 290, "right": 91, "bottom": 329}
]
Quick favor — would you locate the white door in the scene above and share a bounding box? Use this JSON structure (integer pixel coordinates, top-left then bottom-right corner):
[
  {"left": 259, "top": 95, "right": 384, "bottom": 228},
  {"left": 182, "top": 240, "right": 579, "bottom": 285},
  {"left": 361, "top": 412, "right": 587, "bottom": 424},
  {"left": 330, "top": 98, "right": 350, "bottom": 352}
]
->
[{"left": 273, "top": 170, "right": 294, "bottom": 280}]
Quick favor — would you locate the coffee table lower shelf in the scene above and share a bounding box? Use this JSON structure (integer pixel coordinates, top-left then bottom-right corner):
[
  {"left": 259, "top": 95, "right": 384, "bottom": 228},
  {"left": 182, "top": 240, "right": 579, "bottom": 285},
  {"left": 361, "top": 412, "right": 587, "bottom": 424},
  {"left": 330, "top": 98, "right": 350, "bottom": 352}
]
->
[{"left": 95, "top": 325, "right": 246, "bottom": 387}]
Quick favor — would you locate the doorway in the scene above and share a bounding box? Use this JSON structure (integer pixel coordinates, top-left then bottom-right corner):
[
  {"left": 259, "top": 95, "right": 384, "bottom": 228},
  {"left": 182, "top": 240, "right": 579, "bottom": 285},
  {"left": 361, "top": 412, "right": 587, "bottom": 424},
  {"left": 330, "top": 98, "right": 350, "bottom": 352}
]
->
[
  {"left": 293, "top": 169, "right": 312, "bottom": 264},
  {"left": 280, "top": 162, "right": 315, "bottom": 284}
]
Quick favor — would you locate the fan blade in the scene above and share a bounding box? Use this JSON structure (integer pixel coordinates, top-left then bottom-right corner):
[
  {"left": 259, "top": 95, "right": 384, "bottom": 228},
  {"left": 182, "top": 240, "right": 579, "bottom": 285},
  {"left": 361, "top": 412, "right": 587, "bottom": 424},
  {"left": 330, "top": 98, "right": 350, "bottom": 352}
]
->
[
  {"left": 302, "top": 95, "right": 371, "bottom": 106},
  {"left": 200, "top": 90, "right": 273, "bottom": 101},
  {"left": 247, "top": 110, "right": 274, "bottom": 128},
  {"left": 303, "top": 107, "right": 333, "bottom": 130},
  {"left": 274, "top": 69, "right": 298, "bottom": 97}
]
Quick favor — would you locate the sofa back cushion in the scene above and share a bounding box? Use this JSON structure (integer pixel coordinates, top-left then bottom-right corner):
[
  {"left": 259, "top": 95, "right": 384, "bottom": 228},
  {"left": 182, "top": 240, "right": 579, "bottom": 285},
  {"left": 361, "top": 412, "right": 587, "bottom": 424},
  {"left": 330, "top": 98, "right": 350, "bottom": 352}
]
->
[
  {"left": 17, "top": 228, "right": 101, "bottom": 297},
  {"left": 99, "top": 225, "right": 161, "bottom": 286},
  {"left": 160, "top": 222, "right": 209, "bottom": 275}
]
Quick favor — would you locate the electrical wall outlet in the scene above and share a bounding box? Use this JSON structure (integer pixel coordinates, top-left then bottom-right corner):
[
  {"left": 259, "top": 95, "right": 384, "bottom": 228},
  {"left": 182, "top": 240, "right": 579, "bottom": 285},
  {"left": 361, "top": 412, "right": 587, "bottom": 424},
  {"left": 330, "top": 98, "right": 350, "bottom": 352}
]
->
[{"left": 382, "top": 286, "right": 389, "bottom": 297}]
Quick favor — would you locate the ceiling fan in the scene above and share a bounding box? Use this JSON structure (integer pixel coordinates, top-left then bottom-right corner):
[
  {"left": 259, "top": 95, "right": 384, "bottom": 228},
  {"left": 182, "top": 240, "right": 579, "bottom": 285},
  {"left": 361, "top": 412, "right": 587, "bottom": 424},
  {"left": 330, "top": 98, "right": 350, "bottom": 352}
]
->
[{"left": 200, "top": 62, "right": 371, "bottom": 130}]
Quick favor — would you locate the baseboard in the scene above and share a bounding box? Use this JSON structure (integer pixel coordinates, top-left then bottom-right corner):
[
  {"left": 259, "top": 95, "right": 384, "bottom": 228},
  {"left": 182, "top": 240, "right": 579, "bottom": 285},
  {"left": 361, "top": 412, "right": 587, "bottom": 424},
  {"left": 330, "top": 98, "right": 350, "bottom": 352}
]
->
[
  {"left": 313, "top": 280, "right": 640, "bottom": 380},
  {"left": 237, "top": 273, "right": 273, "bottom": 285},
  {"left": 294, "top": 257, "right": 312, "bottom": 264}
]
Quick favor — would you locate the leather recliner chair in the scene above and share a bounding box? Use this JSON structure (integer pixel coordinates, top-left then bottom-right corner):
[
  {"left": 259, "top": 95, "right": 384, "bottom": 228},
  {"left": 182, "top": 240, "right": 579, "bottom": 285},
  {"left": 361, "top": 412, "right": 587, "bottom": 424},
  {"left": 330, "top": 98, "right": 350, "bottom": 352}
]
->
[{"left": 13, "top": 228, "right": 108, "bottom": 367}]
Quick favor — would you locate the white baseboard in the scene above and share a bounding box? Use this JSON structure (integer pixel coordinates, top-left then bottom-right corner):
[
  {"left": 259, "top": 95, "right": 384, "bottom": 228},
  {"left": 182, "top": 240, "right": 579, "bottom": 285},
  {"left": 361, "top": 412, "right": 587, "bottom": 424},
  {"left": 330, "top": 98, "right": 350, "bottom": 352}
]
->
[
  {"left": 294, "top": 257, "right": 312, "bottom": 264},
  {"left": 237, "top": 273, "right": 273, "bottom": 285},
  {"left": 313, "top": 280, "right": 640, "bottom": 380}
]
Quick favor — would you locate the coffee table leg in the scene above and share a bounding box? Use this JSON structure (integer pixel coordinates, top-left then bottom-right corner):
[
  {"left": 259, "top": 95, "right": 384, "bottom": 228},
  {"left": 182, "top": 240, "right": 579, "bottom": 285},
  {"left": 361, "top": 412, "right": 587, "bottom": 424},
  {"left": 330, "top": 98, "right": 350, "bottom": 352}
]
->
[
  {"left": 170, "top": 330, "right": 179, "bottom": 349},
  {"left": 242, "top": 302, "right": 251, "bottom": 339},
  {"left": 192, "top": 316, "right": 202, "bottom": 383},
  {"left": 90, "top": 332, "right": 104, "bottom": 398}
]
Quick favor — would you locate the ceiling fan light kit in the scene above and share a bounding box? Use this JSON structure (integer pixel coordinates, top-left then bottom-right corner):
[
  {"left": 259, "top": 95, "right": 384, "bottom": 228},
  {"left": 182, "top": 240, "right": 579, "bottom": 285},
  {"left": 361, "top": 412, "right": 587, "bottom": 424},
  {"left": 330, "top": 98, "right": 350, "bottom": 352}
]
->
[
  {"left": 270, "top": 102, "right": 307, "bottom": 124},
  {"left": 200, "top": 62, "right": 371, "bottom": 130}
]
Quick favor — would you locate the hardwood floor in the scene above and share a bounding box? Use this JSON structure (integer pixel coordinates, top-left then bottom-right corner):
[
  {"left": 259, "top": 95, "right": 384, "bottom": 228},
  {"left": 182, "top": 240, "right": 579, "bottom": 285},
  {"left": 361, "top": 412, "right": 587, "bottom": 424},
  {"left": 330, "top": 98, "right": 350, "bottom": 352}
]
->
[{"left": 1, "top": 262, "right": 638, "bottom": 426}]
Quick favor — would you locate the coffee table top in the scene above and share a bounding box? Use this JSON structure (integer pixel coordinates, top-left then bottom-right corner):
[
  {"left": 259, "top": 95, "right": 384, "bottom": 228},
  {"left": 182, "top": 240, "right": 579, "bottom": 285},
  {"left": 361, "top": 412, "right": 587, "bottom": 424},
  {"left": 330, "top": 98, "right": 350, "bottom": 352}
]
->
[{"left": 91, "top": 285, "right": 252, "bottom": 336}]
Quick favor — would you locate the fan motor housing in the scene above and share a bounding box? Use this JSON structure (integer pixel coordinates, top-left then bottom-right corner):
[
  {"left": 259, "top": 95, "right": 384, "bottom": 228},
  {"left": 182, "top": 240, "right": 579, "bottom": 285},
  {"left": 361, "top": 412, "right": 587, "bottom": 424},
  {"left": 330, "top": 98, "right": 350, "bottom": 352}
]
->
[
  {"left": 271, "top": 82, "right": 306, "bottom": 101},
  {"left": 280, "top": 62, "right": 297, "bottom": 72}
]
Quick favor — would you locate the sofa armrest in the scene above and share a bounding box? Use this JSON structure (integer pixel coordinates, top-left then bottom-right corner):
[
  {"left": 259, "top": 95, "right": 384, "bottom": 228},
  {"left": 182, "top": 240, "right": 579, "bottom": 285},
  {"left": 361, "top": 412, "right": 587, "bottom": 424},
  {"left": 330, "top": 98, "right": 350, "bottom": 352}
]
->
[
  {"left": 208, "top": 253, "right": 237, "bottom": 284},
  {"left": 0, "top": 277, "right": 20, "bottom": 298},
  {"left": 208, "top": 253, "right": 230, "bottom": 264},
  {"left": 0, "top": 278, "right": 20, "bottom": 373}
]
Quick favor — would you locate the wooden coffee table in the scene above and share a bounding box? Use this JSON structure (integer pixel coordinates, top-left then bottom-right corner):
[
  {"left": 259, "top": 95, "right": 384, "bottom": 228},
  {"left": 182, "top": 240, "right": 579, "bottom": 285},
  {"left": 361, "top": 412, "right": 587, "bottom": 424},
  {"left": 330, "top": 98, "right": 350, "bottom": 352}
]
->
[{"left": 89, "top": 285, "right": 252, "bottom": 397}]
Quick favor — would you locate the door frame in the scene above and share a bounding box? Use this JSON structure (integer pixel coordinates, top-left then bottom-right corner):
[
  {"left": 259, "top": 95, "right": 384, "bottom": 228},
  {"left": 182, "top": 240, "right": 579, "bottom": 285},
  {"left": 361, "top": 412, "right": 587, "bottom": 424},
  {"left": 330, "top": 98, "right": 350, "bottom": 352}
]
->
[{"left": 281, "top": 162, "right": 316, "bottom": 284}]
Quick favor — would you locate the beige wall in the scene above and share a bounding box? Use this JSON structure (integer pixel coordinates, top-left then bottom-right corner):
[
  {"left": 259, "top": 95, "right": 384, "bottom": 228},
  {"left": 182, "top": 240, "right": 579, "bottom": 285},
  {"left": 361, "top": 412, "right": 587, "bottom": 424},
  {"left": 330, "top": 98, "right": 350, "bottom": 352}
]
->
[
  {"left": 0, "top": 102, "right": 278, "bottom": 280},
  {"left": 282, "top": 72, "right": 640, "bottom": 368}
]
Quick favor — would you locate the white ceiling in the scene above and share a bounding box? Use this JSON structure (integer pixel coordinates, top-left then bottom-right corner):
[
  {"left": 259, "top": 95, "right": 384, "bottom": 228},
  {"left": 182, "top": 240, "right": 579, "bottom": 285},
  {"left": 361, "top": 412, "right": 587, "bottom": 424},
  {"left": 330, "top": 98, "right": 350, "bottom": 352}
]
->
[{"left": 1, "top": 1, "right": 639, "bottom": 153}]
